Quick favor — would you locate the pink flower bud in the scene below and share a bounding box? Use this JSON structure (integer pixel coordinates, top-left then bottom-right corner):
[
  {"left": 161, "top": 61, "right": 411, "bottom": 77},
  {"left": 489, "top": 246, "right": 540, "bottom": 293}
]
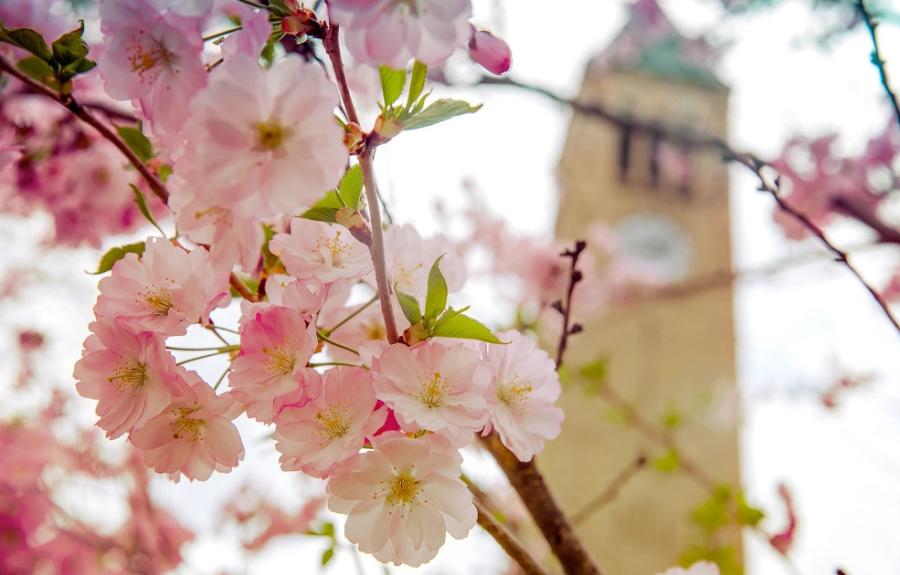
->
[{"left": 468, "top": 29, "right": 511, "bottom": 75}]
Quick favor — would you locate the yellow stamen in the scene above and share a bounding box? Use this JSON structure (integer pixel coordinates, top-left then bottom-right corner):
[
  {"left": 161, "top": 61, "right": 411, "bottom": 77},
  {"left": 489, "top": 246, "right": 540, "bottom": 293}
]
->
[
  {"left": 386, "top": 468, "right": 421, "bottom": 506},
  {"left": 254, "top": 121, "right": 291, "bottom": 152},
  {"left": 171, "top": 406, "right": 204, "bottom": 441},
  {"left": 418, "top": 372, "right": 448, "bottom": 409},
  {"left": 108, "top": 361, "right": 148, "bottom": 391},
  {"left": 315, "top": 405, "right": 350, "bottom": 440}
]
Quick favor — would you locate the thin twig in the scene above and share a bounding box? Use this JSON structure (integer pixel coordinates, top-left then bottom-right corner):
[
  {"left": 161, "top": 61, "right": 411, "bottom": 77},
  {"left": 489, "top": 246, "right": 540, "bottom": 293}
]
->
[
  {"left": 555, "top": 240, "right": 587, "bottom": 369},
  {"left": 857, "top": 0, "right": 900, "bottom": 128},
  {"left": 317, "top": 330, "right": 360, "bottom": 356},
  {"left": 571, "top": 454, "right": 648, "bottom": 526},
  {"left": 474, "top": 497, "right": 550, "bottom": 575},
  {"left": 475, "top": 76, "right": 900, "bottom": 336},
  {"left": 323, "top": 294, "right": 378, "bottom": 335},
  {"left": 203, "top": 25, "right": 242, "bottom": 42}
]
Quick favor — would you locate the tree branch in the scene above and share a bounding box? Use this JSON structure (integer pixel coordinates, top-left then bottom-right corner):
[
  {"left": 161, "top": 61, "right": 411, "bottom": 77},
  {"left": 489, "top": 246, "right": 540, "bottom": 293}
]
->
[
  {"left": 555, "top": 240, "right": 587, "bottom": 369},
  {"left": 474, "top": 497, "right": 549, "bottom": 575},
  {"left": 475, "top": 76, "right": 900, "bottom": 336},
  {"left": 570, "top": 453, "right": 647, "bottom": 527},
  {"left": 857, "top": 0, "right": 900, "bottom": 129},
  {"left": 322, "top": 25, "right": 400, "bottom": 344},
  {"left": 482, "top": 433, "right": 603, "bottom": 575}
]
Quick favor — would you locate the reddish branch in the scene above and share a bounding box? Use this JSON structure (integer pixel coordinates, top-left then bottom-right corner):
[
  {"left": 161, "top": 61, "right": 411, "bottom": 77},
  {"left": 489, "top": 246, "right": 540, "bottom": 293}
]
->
[
  {"left": 483, "top": 433, "right": 603, "bottom": 575},
  {"left": 323, "top": 24, "right": 400, "bottom": 344},
  {"left": 554, "top": 240, "right": 587, "bottom": 369},
  {"left": 0, "top": 53, "right": 265, "bottom": 302},
  {"left": 857, "top": 0, "right": 900, "bottom": 129},
  {"left": 476, "top": 76, "right": 900, "bottom": 336}
]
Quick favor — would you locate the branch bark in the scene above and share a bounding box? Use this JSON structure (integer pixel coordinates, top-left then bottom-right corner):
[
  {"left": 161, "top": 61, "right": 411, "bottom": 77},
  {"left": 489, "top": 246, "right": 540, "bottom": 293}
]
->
[
  {"left": 857, "top": 0, "right": 900, "bottom": 129},
  {"left": 474, "top": 497, "right": 549, "bottom": 575},
  {"left": 482, "top": 433, "right": 603, "bottom": 575}
]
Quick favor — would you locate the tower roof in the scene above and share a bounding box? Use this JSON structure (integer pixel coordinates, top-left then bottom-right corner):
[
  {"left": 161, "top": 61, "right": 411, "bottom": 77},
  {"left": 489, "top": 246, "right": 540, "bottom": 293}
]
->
[{"left": 589, "top": 0, "right": 725, "bottom": 89}]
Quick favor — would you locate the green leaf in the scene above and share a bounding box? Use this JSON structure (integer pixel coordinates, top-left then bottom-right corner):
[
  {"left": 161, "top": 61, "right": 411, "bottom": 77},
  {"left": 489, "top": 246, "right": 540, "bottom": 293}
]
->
[
  {"left": 579, "top": 358, "right": 608, "bottom": 380},
  {"left": 300, "top": 190, "right": 345, "bottom": 223},
  {"left": 59, "top": 57, "right": 96, "bottom": 81},
  {"left": 51, "top": 21, "right": 89, "bottom": 66},
  {"left": 16, "top": 56, "right": 55, "bottom": 86},
  {"left": 157, "top": 164, "right": 173, "bottom": 182},
  {"left": 736, "top": 492, "right": 765, "bottom": 527},
  {"left": 338, "top": 164, "right": 364, "bottom": 209},
  {"left": 432, "top": 312, "right": 502, "bottom": 344},
  {"left": 424, "top": 256, "right": 448, "bottom": 321},
  {"left": 379, "top": 65, "right": 406, "bottom": 107},
  {"left": 653, "top": 449, "right": 680, "bottom": 473},
  {"left": 130, "top": 184, "right": 165, "bottom": 236},
  {"left": 406, "top": 60, "right": 427, "bottom": 108},
  {"left": 0, "top": 24, "right": 52, "bottom": 61},
  {"left": 395, "top": 288, "right": 422, "bottom": 325},
  {"left": 402, "top": 99, "right": 482, "bottom": 131},
  {"left": 92, "top": 241, "right": 145, "bottom": 274},
  {"left": 320, "top": 546, "right": 335, "bottom": 567},
  {"left": 116, "top": 126, "right": 154, "bottom": 162}
]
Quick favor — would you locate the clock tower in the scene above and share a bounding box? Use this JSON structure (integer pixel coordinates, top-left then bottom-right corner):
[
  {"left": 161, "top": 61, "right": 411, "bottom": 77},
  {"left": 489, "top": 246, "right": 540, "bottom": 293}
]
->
[{"left": 542, "top": 1, "right": 742, "bottom": 573}]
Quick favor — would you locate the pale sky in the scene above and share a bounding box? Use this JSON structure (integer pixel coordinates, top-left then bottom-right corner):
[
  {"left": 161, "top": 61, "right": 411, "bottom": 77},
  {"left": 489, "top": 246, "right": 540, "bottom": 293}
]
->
[{"left": 2, "top": 1, "right": 900, "bottom": 574}]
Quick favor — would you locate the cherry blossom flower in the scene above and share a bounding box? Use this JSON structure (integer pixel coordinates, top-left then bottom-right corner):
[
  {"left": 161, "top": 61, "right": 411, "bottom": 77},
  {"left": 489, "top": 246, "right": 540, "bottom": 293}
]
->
[
  {"left": 94, "top": 238, "right": 228, "bottom": 336},
  {"left": 270, "top": 218, "right": 373, "bottom": 284},
  {"left": 326, "top": 431, "right": 476, "bottom": 567},
  {"left": 221, "top": 8, "right": 270, "bottom": 60},
  {"left": 657, "top": 561, "right": 720, "bottom": 575},
  {"left": 372, "top": 342, "right": 489, "bottom": 441},
  {"left": 229, "top": 305, "right": 319, "bottom": 423},
  {"left": 383, "top": 224, "right": 466, "bottom": 299},
  {"left": 329, "top": 0, "right": 473, "bottom": 68},
  {"left": 274, "top": 367, "right": 386, "bottom": 477},
  {"left": 481, "top": 331, "right": 563, "bottom": 461},
  {"left": 130, "top": 370, "right": 244, "bottom": 481},
  {"left": 97, "top": 0, "right": 207, "bottom": 139},
  {"left": 468, "top": 29, "right": 512, "bottom": 75},
  {"left": 174, "top": 54, "right": 347, "bottom": 219},
  {"left": 74, "top": 320, "right": 180, "bottom": 439}
]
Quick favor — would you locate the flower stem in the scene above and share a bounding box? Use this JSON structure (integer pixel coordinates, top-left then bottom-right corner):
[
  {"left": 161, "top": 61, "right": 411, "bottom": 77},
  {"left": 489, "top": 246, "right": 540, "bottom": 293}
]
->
[
  {"left": 203, "top": 25, "right": 242, "bottom": 42},
  {"left": 317, "top": 331, "right": 360, "bottom": 356},
  {"left": 323, "top": 294, "right": 378, "bottom": 336}
]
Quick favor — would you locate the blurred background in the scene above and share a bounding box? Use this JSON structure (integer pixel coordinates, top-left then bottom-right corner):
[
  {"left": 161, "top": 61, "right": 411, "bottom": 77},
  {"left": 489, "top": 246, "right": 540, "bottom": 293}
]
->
[{"left": 1, "top": 0, "right": 899, "bottom": 574}]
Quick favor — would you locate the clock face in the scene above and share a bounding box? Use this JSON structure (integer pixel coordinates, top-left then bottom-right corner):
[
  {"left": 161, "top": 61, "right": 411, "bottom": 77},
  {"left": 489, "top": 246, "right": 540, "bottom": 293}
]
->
[{"left": 615, "top": 213, "right": 693, "bottom": 282}]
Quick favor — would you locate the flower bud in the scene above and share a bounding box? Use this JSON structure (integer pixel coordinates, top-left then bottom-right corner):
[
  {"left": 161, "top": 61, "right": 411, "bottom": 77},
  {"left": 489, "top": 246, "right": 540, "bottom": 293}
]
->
[{"left": 468, "top": 29, "right": 511, "bottom": 75}]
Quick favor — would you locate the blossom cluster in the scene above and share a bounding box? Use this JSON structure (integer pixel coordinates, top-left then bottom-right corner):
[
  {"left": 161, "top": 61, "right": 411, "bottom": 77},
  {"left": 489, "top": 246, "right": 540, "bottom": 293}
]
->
[{"left": 12, "top": 0, "right": 561, "bottom": 568}]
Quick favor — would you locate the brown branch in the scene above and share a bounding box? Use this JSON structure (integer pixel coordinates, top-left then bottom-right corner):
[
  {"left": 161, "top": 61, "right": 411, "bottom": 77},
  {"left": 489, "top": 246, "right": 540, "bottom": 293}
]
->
[
  {"left": 323, "top": 25, "right": 400, "bottom": 344},
  {"left": 482, "top": 433, "right": 602, "bottom": 575},
  {"left": 475, "top": 497, "right": 549, "bottom": 575},
  {"left": 555, "top": 240, "right": 587, "bottom": 369},
  {"left": 476, "top": 76, "right": 900, "bottom": 336},
  {"left": 857, "top": 0, "right": 900, "bottom": 129},
  {"left": 831, "top": 196, "right": 900, "bottom": 245},
  {"left": 571, "top": 453, "right": 647, "bottom": 526},
  {"left": 0, "top": 53, "right": 263, "bottom": 302}
]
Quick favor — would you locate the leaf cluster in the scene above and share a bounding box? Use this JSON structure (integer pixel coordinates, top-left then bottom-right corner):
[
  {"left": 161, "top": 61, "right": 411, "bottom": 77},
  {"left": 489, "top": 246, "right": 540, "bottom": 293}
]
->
[{"left": 0, "top": 20, "right": 96, "bottom": 93}]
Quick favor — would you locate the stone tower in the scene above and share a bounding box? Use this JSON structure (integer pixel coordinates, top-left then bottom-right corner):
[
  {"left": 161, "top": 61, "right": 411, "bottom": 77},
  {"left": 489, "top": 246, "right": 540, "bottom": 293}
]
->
[{"left": 542, "top": 1, "right": 741, "bottom": 573}]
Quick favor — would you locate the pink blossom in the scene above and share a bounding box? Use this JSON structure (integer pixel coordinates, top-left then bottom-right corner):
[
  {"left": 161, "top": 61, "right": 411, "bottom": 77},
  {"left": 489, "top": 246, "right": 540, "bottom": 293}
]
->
[
  {"left": 260, "top": 274, "right": 329, "bottom": 323},
  {"left": 74, "top": 320, "right": 180, "bottom": 439},
  {"left": 174, "top": 54, "right": 347, "bottom": 219},
  {"left": 94, "top": 238, "right": 228, "bottom": 336},
  {"left": 383, "top": 224, "right": 466, "bottom": 299},
  {"left": 481, "top": 331, "right": 563, "bottom": 461},
  {"left": 274, "top": 367, "right": 386, "bottom": 477},
  {"left": 468, "top": 29, "right": 512, "bottom": 75},
  {"left": 329, "top": 0, "right": 473, "bottom": 68},
  {"left": 657, "top": 561, "right": 720, "bottom": 575},
  {"left": 221, "top": 9, "right": 271, "bottom": 60},
  {"left": 229, "top": 305, "right": 319, "bottom": 422},
  {"left": 130, "top": 370, "right": 244, "bottom": 481},
  {"left": 326, "top": 431, "right": 476, "bottom": 567},
  {"left": 270, "top": 218, "right": 373, "bottom": 284},
  {"left": 319, "top": 298, "right": 388, "bottom": 362},
  {"left": 98, "top": 0, "right": 207, "bottom": 139},
  {"left": 372, "top": 342, "right": 489, "bottom": 441}
]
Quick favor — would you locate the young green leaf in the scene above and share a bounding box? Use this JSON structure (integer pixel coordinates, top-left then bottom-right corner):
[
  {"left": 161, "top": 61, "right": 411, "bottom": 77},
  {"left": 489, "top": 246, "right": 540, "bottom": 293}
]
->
[
  {"left": 379, "top": 65, "right": 406, "bottom": 107},
  {"left": 338, "top": 164, "right": 364, "bottom": 209},
  {"left": 432, "top": 312, "right": 502, "bottom": 343},
  {"left": 130, "top": 184, "right": 166, "bottom": 237},
  {"left": 51, "top": 21, "right": 89, "bottom": 66},
  {"left": 59, "top": 57, "right": 96, "bottom": 81},
  {"left": 92, "top": 241, "right": 146, "bottom": 274},
  {"left": 0, "top": 24, "right": 52, "bottom": 61},
  {"left": 424, "top": 256, "right": 448, "bottom": 321},
  {"left": 116, "top": 126, "right": 154, "bottom": 162},
  {"left": 300, "top": 190, "right": 345, "bottom": 223},
  {"left": 402, "top": 99, "right": 482, "bottom": 131},
  {"left": 16, "top": 56, "right": 55, "bottom": 86},
  {"left": 395, "top": 288, "right": 422, "bottom": 325},
  {"left": 406, "top": 60, "right": 428, "bottom": 108},
  {"left": 320, "top": 546, "right": 335, "bottom": 567}
]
